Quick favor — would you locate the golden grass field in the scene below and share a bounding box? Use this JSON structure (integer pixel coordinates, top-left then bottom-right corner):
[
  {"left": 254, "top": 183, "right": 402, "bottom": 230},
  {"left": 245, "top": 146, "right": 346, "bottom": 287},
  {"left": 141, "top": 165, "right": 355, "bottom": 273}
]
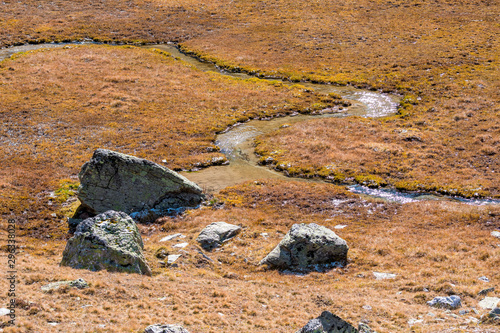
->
[{"left": 0, "top": 0, "right": 499, "bottom": 332}]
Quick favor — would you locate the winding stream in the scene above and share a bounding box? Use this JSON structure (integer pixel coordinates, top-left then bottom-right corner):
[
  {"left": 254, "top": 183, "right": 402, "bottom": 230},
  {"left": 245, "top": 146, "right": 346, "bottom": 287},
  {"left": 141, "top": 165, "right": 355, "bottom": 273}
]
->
[{"left": 2, "top": 42, "right": 498, "bottom": 205}]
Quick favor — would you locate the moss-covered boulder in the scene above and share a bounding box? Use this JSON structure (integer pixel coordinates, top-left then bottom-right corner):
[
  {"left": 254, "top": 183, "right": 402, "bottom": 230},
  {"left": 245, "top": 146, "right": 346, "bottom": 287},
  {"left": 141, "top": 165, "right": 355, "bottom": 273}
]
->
[
  {"left": 61, "top": 211, "right": 152, "bottom": 275},
  {"left": 76, "top": 149, "right": 204, "bottom": 221},
  {"left": 260, "top": 223, "right": 348, "bottom": 272}
]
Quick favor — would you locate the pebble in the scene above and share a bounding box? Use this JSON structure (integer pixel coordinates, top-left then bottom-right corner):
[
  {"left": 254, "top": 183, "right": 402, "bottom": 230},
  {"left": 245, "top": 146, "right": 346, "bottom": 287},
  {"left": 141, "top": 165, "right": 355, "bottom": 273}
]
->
[
  {"left": 167, "top": 254, "right": 182, "bottom": 265},
  {"left": 408, "top": 318, "right": 423, "bottom": 326},
  {"left": 160, "top": 233, "right": 185, "bottom": 242},
  {"left": 427, "top": 295, "right": 461, "bottom": 309}
]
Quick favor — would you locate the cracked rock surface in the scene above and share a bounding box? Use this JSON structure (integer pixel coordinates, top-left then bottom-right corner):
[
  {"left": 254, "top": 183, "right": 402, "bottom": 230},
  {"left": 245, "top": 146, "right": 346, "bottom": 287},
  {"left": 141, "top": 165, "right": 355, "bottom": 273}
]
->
[
  {"left": 260, "top": 223, "right": 348, "bottom": 271},
  {"left": 76, "top": 149, "right": 204, "bottom": 220}
]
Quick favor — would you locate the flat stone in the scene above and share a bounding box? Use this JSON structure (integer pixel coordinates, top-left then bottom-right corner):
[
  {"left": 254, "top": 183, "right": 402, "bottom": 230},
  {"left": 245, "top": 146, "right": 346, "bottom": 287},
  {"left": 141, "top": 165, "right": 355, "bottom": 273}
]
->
[
  {"left": 196, "top": 222, "right": 241, "bottom": 251},
  {"left": 61, "top": 211, "right": 151, "bottom": 275},
  {"left": 373, "top": 272, "right": 397, "bottom": 280},
  {"left": 408, "top": 318, "right": 423, "bottom": 326},
  {"left": 159, "top": 233, "right": 184, "bottom": 242},
  {"left": 479, "top": 297, "right": 500, "bottom": 310},
  {"left": 427, "top": 295, "right": 461, "bottom": 310},
  {"left": 296, "top": 311, "right": 359, "bottom": 333},
  {"left": 41, "top": 278, "right": 88, "bottom": 292},
  {"left": 489, "top": 308, "right": 500, "bottom": 318},
  {"left": 478, "top": 276, "right": 490, "bottom": 282},
  {"left": 145, "top": 325, "right": 190, "bottom": 333},
  {"left": 173, "top": 242, "right": 189, "bottom": 249},
  {"left": 260, "top": 223, "right": 348, "bottom": 272},
  {"left": 75, "top": 149, "right": 204, "bottom": 223},
  {"left": 334, "top": 225, "right": 347, "bottom": 229}
]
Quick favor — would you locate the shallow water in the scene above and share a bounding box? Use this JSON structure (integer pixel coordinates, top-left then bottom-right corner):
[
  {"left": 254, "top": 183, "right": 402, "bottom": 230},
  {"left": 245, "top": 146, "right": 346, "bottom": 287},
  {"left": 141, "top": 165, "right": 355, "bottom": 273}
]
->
[{"left": 2, "top": 42, "right": 497, "bottom": 205}]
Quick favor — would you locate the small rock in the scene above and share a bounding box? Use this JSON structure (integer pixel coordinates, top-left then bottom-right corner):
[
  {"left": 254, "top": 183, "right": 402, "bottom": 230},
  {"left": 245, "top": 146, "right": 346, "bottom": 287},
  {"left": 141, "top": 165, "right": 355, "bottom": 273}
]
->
[
  {"left": 478, "top": 276, "right": 490, "bottom": 282},
  {"left": 167, "top": 254, "right": 182, "bottom": 266},
  {"left": 479, "top": 297, "right": 500, "bottom": 310},
  {"left": 295, "top": 311, "right": 359, "bottom": 333},
  {"left": 489, "top": 307, "right": 500, "bottom": 318},
  {"left": 466, "top": 317, "right": 480, "bottom": 324},
  {"left": 196, "top": 222, "right": 241, "bottom": 251},
  {"left": 160, "top": 233, "right": 185, "bottom": 242},
  {"left": 173, "top": 242, "right": 188, "bottom": 249},
  {"left": 75, "top": 149, "right": 204, "bottom": 222},
  {"left": 373, "top": 272, "right": 397, "bottom": 280},
  {"left": 260, "top": 223, "right": 348, "bottom": 272},
  {"left": 427, "top": 295, "right": 461, "bottom": 310},
  {"left": 459, "top": 309, "right": 469, "bottom": 315},
  {"left": 334, "top": 225, "right": 347, "bottom": 229},
  {"left": 145, "top": 324, "right": 190, "bottom": 333},
  {"left": 478, "top": 287, "right": 495, "bottom": 296},
  {"left": 0, "top": 308, "right": 10, "bottom": 316},
  {"left": 358, "top": 322, "right": 374, "bottom": 333},
  {"left": 491, "top": 231, "right": 500, "bottom": 239},
  {"left": 362, "top": 305, "right": 372, "bottom": 311},
  {"left": 41, "top": 278, "right": 88, "bottom": 292},
  {"left": 408, "top": 318, "right": 423, "bottom": 326}
]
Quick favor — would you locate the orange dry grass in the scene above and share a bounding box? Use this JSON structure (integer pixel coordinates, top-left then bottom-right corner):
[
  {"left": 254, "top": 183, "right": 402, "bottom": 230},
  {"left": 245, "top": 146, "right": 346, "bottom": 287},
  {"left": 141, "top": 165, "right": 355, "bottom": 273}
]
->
[
  {"left": 254, "top": 114, "right": 499, "bottom": 197},
  {"left": 0, "top": 180, "right": 498, "bottom": 332},
  {"left": 0, "top": 45, "right": 331, "bottom": 238}
]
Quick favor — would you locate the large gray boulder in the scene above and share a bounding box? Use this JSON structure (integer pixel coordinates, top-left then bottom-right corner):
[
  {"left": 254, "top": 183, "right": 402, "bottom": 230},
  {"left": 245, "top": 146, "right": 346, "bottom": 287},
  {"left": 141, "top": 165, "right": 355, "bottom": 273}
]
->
[
  {"left": 296, "top": 311, "right": 359, "bottom": 333},
  {"left": 145, "top": 324, "right": 190, "bottom": 333},
  {"left": 427, "top": 295, "right": 461, "bottom": 310},
  {"left": 260, "top": 223, "right": 348, "bottom": 271},
  {"left": 196, "top": 222, "right": 241, "bottom": 251},
  {"left": 76, "top": 149, "right": 204, "bottom": 221},
  {"left": 61, "top": 211, "right": 152, "bottom": 275}
]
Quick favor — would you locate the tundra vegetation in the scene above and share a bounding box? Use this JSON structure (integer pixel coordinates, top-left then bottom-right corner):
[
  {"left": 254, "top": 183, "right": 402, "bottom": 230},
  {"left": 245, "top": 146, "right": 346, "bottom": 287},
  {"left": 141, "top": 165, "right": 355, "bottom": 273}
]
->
[{"left": 0, "top": 0, "right": 499, "bottom": 332}]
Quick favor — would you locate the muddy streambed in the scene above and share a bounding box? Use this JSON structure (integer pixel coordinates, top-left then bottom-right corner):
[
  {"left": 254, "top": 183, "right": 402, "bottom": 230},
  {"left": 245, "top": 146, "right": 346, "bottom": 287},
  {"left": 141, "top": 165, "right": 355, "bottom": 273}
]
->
[{"left": 2, "top": 42, "right": 498, "bottom": 205}]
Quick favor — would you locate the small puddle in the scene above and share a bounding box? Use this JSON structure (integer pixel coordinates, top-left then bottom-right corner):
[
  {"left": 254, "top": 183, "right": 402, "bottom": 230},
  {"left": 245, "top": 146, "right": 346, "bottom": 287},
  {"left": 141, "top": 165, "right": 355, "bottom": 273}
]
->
[{"left": 2, "top": 42, "right": 498, "bottom": 205}]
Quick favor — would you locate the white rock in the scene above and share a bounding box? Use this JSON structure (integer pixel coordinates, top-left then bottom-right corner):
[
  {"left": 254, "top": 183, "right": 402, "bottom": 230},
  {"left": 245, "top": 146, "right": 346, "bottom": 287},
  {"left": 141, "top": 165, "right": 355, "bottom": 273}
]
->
[
  {"left": 0, "top": 308, "right": 10, "bottom": 316},
  {"left": 373, "top": 272, "right": 397, "bottom": 280},
  {"left": 173, "top": 242, "right": 188, "bottom": 249},
  {"left": 478, "top": 297, "right": 500, "bottom": 310},
  {"left": 167, "top": 254, "right": 182, "bottom": 265},
  {"left": 427, "top": 295, "right": 461, "bottom": 309},
  {"left": 491, "top": 231, "right": 500, "bottom": 239},
  {"left": 478, "top": 276, "right": 490, "bottom": 282},
  {"left": 334, "top": 225, "right": 347, "bottom": 229}
]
